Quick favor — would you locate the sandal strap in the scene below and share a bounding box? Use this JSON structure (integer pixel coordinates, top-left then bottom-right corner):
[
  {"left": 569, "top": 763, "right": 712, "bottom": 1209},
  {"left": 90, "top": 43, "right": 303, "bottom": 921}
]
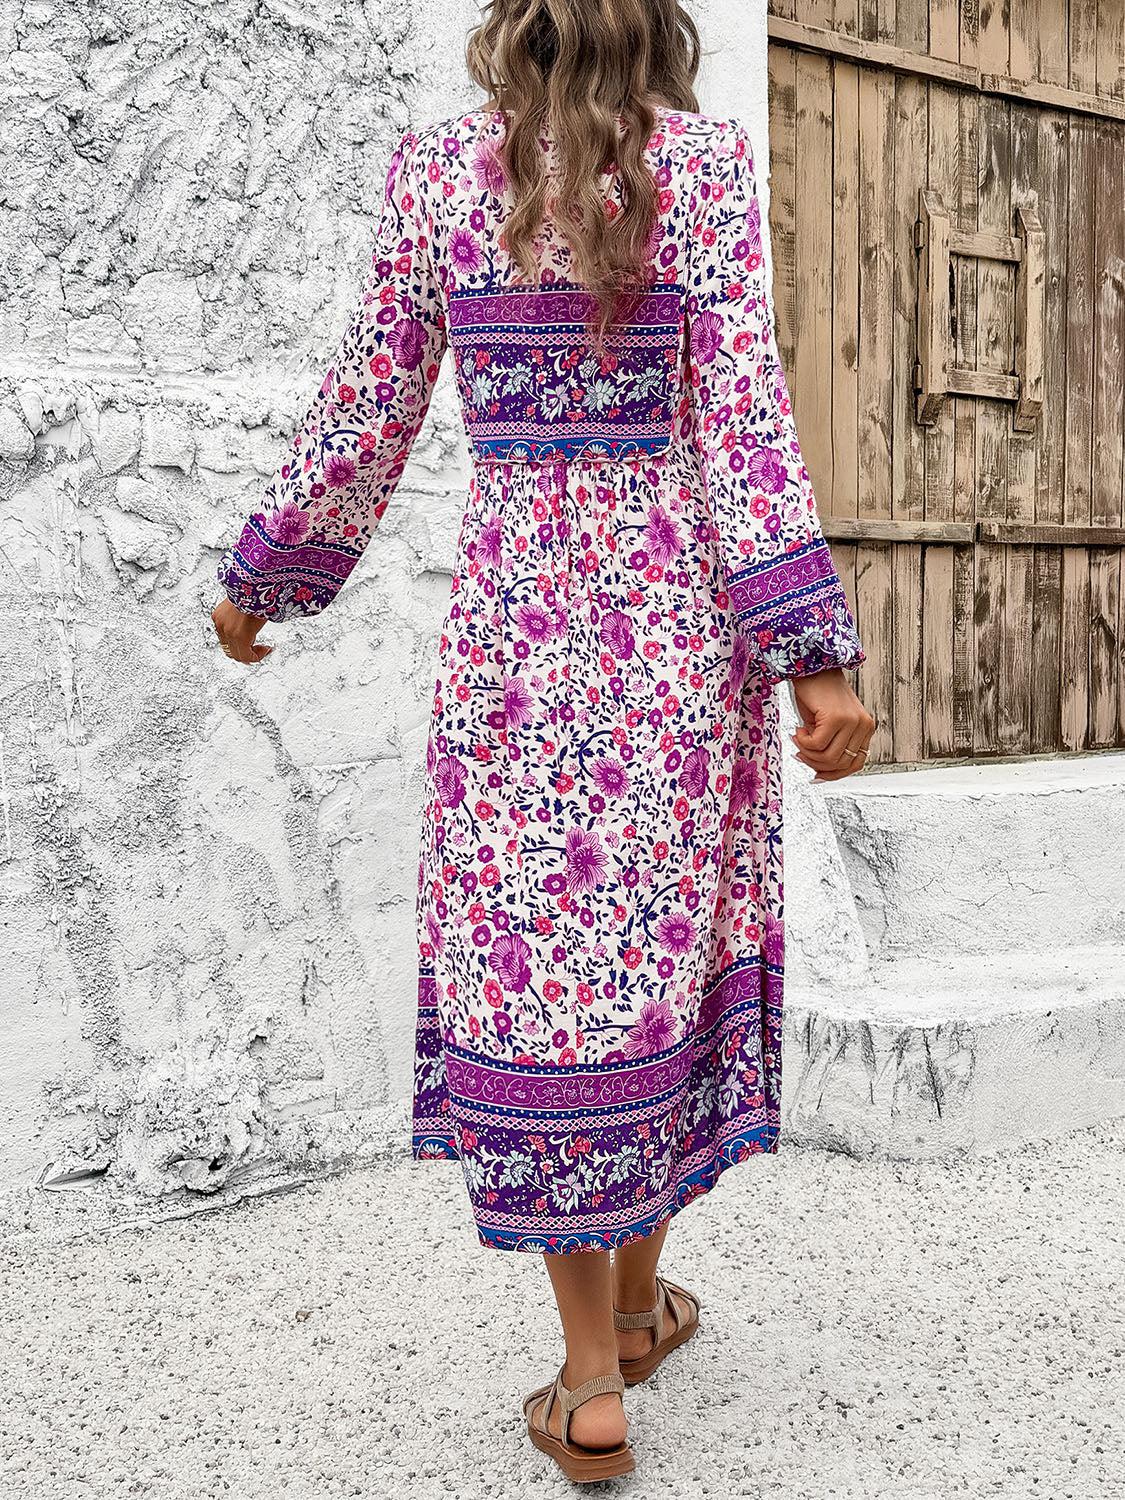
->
[
  {"left": 558, "top": 1370, "right": 626, "bottom": 1412},
  {"left": 555, "top": 1368, "right": 625, "bottom": 1446},
  {"left": 662, "top": 1277, "right": 688, "bottom": 1335},
  {"left": 613, "top": 1279, "right": 665, "bottom": 1332}
]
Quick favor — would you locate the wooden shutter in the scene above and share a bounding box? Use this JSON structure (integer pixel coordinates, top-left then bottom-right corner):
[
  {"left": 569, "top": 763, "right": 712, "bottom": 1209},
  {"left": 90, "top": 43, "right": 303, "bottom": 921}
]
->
[{"left": 768, "top": 0, "right": 1125, "bottom": 764}]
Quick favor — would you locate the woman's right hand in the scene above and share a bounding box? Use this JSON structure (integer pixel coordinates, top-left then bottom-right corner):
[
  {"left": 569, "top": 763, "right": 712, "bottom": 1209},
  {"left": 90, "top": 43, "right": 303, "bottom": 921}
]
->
[
  {"left": 211, "top": 598, "right": 272, "bottom": 665},
  {"left": 790, "top": 668, "right": 875, "bottom": 781}
]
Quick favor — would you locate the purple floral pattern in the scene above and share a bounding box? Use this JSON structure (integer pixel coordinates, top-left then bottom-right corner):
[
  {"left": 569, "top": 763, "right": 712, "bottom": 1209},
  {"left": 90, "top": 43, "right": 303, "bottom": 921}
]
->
[
  {"left": 448, "top": 284, "right": 684, "bottom": 461},
  {"left": 217, "top": 108, "right": 865, "bottom": 1253}
]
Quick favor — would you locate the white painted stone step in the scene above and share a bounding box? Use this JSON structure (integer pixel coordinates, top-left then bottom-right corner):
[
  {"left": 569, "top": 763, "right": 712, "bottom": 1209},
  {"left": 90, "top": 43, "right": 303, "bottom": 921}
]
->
[
  {"left": 784, "top": 944, "right": 1125, "bottom": 1159},
  {"left": 821, "top": 751, "right": 1125, "bottom": 958}
]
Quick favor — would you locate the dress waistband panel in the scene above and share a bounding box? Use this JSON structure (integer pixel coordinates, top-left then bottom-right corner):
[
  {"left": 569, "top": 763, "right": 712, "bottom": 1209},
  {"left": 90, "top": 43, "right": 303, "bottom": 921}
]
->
[{"left": 448, "top": 281, "right": 685, "bottom": 464}]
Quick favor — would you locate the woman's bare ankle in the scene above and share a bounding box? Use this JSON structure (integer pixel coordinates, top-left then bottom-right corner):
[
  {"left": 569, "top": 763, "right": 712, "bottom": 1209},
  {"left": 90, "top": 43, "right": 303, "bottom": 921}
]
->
[
  {"left": 612, "top": 1274, "right": 660, "bottom": 1313},
  {"left": 562, "top": 1341, "right": 621, "bottom": 1386}
]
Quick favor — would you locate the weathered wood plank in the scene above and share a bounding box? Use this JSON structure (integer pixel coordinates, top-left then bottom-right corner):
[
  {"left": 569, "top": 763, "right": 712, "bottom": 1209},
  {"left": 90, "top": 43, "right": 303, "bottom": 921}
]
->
[
  {"left": 1089, "top": 550, "right": 1122, "bottom": 744},
  {"left": 767, "top": 43, "right": 799, "bottom": 373},
  {"left": 931, "top": 0, "right": 960, "bottom": 63},
  {"left": 1117, "top": 119, "right": 1125, "bottom": 745},
  {"left": 767, "top": 18, "right": 976, "bottom": 84},
  {"left": 858, "top": 67, "right": 895, "bottom": 525},
  {"left": 1096, "top": 0, "right": 1125, "bottom": 99},
  {"left": 1008, "top": 0, "right": 1038, "bottom": 84},
  {"left": 947, "top": 368, "right": 1021, "bottom": 399},
  {"left": 856, "top": 63, "right": 896, "bottom": 760},
  {"left": 1013, "top": 201, "right": 1045, "bottom": 430},
  {"left": 923, "top": 543, "right": 957, "bottom": 755},
  {"left": 794, "top": 49, "right": 835, "bottom": 507},
  {"left": 803, "top": 0, "right": 836, "bottom": 35},
  {"left": 923, "top": 67, "right": 962, "bottom": 757},
  {"left": 857, "top": 0, "right": 878, "bottom": 46},
  {"left": 1029, "top": 106, "right": 1068, "bottom": 750},
  {"left": 948, "top": 227, "right": 1023, "bottom": 259},
  {"left": 834, "top": 0, "right": 859, "bottom": 37},
  {"left": 915, "top": 189, "right": 953, "bottom": 423},
  {"left": 1001, "top": 103, "right": 1040, "bottom": 754},
  {"left": 1038, "top": 0, "right": 1068, "bottom": 86},
  {"left": 972, "top": 89, "right": 1012, "bottom": 755},
  {"left": 952, "top": 85, "right": 980, "bottom": 754},
  {"left": 856, "top": 543, "right": 895, "bottom": 759},
  {"left": 891, "top": 69, "right": 928, "bottom": 761},
  {"left": 978, "top": 521, "right": 1125, "bottom": 544},
  {"left": 1061, "top": 115, "right": 1097, "bottom": 748},
  {"left": 832, "top": 59, "right": 861, "bottom": 519},
  {"left": 980, "top": 71, "right": 1125, "bottom": 121},
  {"left": 1089, "top": 121, "right": 1125, "bottom": 743},
  {"left": 834, "top": 540, "right": 862, "bottom": 700},
  {"left": 1070, "top": 0, "right": 1099, "bottom": 91},
  {"left": 824, "top": 517, "right": 975, "bottom": 540},
  {"left": 961, "top": 0, "right": 980, "bottom": 70},
  {"left": 766, "top": 16, "right": 1125, "bottom": 120}
]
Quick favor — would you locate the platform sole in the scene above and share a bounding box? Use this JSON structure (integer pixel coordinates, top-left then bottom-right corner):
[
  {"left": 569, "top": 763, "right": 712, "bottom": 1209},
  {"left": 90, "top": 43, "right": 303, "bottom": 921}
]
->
[
  {"left": 618, "top": 1279, "right": 701, "bottom": 1386},
  {"left": 523, "top": 1385, "right": 635, "bottom": 1482}
]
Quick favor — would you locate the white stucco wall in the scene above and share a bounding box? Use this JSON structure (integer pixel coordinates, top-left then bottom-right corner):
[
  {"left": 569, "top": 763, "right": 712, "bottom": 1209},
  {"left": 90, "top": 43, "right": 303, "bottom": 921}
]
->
[{"left": 0, "top": 0, "right": 855, "bottom": 1203}]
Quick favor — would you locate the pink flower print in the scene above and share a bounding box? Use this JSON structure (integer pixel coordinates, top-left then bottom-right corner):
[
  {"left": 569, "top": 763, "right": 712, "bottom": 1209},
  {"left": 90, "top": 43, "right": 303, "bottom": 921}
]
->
[
  {"left": 434, "top": 754, "right": 468, "bottom": 808},
  {"left": 449, "top": 227, "right": 482, "bottom": 273},
  {"left": 472, "top": 142, "right": 506, "bottom": 195},
  {"left": 514, "top": 601, "right": 553, "bottom": 642},
  {"left": 503, "top": 676, "right": 534, "bottom": 729},
  {"left": 743, "top": 447, "right": 789, "bottom": 494},
  {"left": 385, "top": 144, "right": 406, "bottom": 199},
  {"left": 763, "top": 911, "right": 784, "bottom": 967},
  {"left": 488, "top": 931, "right": 533, "bottom": 994},
  {"left": 730, "top": 754, "right": 762, "bottom": 813},
  {"left": 726, "top": 632, "right": 751, "bottom": 696},
  {"left": 655, "top": 911, "right": 696, "bottom": 955},
  {"left": 623, "top": 998, "right": 676, "bottom": 1059},
  {"left": 599, "top": 609, "right": 635, "bottom": 660},
  {"left": 389, "top": 316, "right": 427, "bottom": 370},
  {"left": 565, "top": 828, "right": 609, "bottom": 894},
  {"left": 679, "top": 746, "right": 710, "bottom": 798},
  {"left": 478, "top": 512, "right": 503, "bottom": 568},
  {"left": 746, "top": 197, "right": 762, "bottom": 252},
  {"left": 690, "top": 308, "right": 725, "bottom": 364},
  {"left": 425, "top": 910, "right": 445, "bottom": 953},
  {"left": 644, "top": 504, "right": 683, "bottom": 566},
  {"left": 263, "top": 500, "right": 309, "bottom": 544},
  {"left": 591, "top": 756, "right": 630, "bottom": 797},
  {"left": 324, "top": 453, "right": 357, "bottom": 488}
]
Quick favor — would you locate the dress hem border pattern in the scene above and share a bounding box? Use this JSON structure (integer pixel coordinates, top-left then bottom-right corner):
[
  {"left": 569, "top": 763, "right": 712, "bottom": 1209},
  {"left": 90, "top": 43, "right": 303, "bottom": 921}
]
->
[{"left": 411, "top": 959, "right": 781, "bottom": 1254}]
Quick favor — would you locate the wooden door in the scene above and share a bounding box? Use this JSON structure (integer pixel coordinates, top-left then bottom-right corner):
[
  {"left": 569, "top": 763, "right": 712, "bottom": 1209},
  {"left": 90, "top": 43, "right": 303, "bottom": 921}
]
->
[{"left": 767, "top": 0, "right": 1125, "bottom": 764}]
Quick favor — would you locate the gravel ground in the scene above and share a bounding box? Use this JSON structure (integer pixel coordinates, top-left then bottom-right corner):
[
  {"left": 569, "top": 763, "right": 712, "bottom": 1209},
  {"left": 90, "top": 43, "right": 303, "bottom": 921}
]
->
[{"left": 3, "top": 1119, "right": 1124, "bottom": 1500}]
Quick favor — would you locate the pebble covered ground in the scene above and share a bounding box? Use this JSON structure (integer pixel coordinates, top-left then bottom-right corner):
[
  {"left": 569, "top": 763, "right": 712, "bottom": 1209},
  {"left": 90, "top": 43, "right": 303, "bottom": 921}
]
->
[{"left": 3, "top": 1119, "right": 1124, "bottom": 1500}]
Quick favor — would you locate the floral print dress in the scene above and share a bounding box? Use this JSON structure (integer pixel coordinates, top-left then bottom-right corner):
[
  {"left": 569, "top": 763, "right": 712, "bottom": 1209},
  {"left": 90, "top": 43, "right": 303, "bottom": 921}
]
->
[{"left": 217, "top": 107, "right": 865, "bottom": 1254}]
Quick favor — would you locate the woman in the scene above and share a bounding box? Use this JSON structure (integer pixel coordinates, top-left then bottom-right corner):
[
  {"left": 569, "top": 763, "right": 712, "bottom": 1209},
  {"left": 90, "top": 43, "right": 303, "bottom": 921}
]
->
[{"left": 212, "top": 0, "right": 872, "bottom": 1481}]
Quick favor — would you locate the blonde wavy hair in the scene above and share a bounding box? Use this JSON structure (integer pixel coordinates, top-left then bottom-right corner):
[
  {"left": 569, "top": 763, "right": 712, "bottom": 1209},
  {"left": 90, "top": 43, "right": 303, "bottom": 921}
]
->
[{"left": 467, "top": 0, "right": 701, "bottom": 336}]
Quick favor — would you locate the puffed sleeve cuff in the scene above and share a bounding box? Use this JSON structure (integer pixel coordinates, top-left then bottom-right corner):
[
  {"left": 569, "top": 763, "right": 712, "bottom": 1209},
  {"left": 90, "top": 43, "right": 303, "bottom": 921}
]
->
[
  {"left": 727, "top": 535, "right": 866, "bottom": 683},
  {"left": 216, "top": 513, "right": 365, "bottom": 624}
]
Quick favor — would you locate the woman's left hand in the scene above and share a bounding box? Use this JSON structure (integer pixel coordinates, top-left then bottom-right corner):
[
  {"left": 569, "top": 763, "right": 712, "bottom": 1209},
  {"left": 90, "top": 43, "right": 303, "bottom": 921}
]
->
[
  {"left": 790, "top": 668, "right": 875, "bottom": 781},
  {"left": 211, "top": 599, "right": 273, "bottom": 665}
]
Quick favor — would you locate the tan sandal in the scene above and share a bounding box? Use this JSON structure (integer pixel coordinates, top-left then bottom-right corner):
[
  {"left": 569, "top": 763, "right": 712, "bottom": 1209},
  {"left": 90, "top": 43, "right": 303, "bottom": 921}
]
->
[
  {"left": 614, "top": 1275, "right": 701, "bottom": 1385},
  {"left": 523, "top": 1366, "right": 634, "bottom": 1482}
]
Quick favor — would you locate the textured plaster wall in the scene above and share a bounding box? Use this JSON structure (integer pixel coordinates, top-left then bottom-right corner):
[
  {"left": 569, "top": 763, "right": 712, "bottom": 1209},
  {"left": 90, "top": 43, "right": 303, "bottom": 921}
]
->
[{"left": 0, "top": 0, "right": 853, "bottom": 1203}]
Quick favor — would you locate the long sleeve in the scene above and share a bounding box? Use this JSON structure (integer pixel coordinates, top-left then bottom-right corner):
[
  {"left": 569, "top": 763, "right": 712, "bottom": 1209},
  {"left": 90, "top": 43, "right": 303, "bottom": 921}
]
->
[
  {"left": 685, "top": 121, "right": 865, "bottom": 682},
  {"left": 217, "top": 130, "right": 447, "bottom": 622}
]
